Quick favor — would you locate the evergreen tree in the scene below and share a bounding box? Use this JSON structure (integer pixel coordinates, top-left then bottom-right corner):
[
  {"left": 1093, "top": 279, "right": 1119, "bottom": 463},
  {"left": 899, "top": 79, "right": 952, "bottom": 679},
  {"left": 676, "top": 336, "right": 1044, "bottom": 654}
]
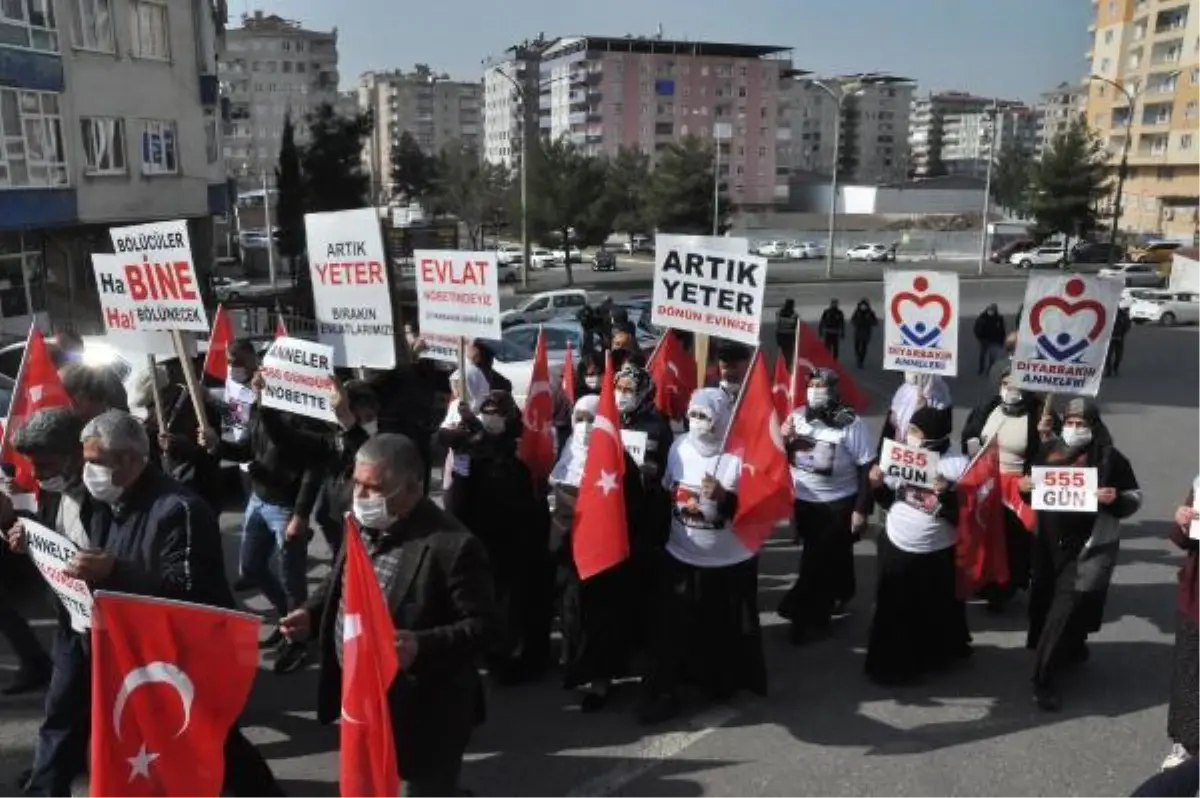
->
[
  {"left": 646, "top": 136, "right": 730, "bottom": 234},
  {"left": 990, "top": 138, "right": 1035, "bottom": 217},
  {"left": 300, "top": 103, "right": 372, "bottom": 212},
  {"left": 275, "top": 112, "right": 306, "bottom": 265},
  {"left": 389, "top": 130, "right": 436, "bottom": 202},
  {"left": 924, "top": 113, "right": 948, "bottom": 177},
  {"left": 428, "top": 141, "right": 511, "bottom": 249},
  {"left": 1027, "top": 117, "right": 1109, "bottom": 243},
  {"left": 526, "top": 138, "right": 609, "bottom": 286}
]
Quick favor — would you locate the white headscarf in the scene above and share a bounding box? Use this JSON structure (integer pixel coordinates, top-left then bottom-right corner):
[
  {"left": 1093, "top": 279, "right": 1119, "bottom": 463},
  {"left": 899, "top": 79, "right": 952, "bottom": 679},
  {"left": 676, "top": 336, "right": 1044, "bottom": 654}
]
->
[
  {"left": 549, "top": 395, "right": 600, "bottom": 487},
  {"left": 685, "top": 387, "right": 732, "bottom": 457},
  {"left": 890, "top": 372, "right": 951, "bottom": 440},
  {"left": 448, "top": 363, "right": 491, "bottom": 411}
]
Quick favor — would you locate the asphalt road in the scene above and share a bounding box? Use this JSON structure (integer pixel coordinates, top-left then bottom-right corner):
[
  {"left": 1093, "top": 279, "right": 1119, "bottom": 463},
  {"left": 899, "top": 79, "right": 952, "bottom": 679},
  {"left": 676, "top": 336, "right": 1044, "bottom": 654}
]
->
[{"left": 1, "top": 318, "right": 1196, "bottom": 796}]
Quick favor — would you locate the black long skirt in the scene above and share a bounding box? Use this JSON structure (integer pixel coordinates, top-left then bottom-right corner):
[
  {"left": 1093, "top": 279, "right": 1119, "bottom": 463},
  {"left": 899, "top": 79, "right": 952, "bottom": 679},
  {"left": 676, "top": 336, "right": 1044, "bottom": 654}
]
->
[
  {"left": 778, "top": 496, "right": 857, "bottom": 631},
  {"left": 559, "top": 561, "right": 638, "bottom": 689},
  {"left": 1168, "top": 613, "right": 1199, "bottom": 754},
  {"left": 865, "top": 534, "right": 971, "bottom": 685}
]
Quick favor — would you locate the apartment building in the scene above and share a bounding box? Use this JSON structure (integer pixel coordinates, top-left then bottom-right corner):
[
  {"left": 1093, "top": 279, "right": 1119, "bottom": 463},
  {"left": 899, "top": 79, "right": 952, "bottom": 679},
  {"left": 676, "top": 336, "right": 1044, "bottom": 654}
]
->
[
  {"left": 1086, "top": 0, "right": 1199, "bottom": 240},
  {"left": 218, "top": 11, "right": 339, "bottom": 188},
  {"left": 1036, "top": 81, "right": 1087, "bottom": 155},
  {"left": 942, "top": 106, "right": 1040, "bottom": 179},
  {"left": 784, "top": 73, "right": 914, "bottom": 184},
  {"left": 0, "top": 0, "right": 227, "bottom": 337},
  {"left": 360, "top": 66, "right": 483, "bottom": 199},
  {"left": 484, "top": 34, "right": 794, "bottom": 209},
  {"left": 908, "top": 92, "right": 1029, "bottom": 178}
]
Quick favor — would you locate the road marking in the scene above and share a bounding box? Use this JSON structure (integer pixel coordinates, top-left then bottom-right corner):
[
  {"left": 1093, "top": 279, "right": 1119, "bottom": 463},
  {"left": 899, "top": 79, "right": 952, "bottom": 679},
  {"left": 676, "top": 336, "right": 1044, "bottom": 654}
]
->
[{"left": 564, "top": 704, "right": 741, "bottom": 797}]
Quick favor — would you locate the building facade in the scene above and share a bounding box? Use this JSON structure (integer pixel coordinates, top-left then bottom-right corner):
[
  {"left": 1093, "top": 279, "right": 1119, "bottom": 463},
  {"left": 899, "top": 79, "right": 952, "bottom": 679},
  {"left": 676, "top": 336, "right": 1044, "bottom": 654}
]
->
[
  {"left": 484, "top": 35, "right": 794, "bottom": 209},
  {"left": 908, "top": 92, "right": 1030, "bottom": 178},
  {"left": 1086, "top": 0, "right": 1199, "bottom": 240},
  {"left": 218, "top": 11, "right": 338, "bottom": 189},
  {"left": 1036, "top": 81, "right": 1087, "bottom": 155},
  {"left": 0, "top": 0, "right": 227, "bottom": 338},
  {"left": 360, "top": 66, "right": 482, "bottom": 200}
]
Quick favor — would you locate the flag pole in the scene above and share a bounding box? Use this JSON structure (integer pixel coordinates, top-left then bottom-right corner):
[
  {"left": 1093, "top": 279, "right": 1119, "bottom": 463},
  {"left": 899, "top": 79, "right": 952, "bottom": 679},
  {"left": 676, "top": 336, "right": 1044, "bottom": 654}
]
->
[
  {"left": 145, "top": 355, "right": 166, "bottom": 434},
  {"left": 713, "top": 347, "right": 760, "bottom": 473}
]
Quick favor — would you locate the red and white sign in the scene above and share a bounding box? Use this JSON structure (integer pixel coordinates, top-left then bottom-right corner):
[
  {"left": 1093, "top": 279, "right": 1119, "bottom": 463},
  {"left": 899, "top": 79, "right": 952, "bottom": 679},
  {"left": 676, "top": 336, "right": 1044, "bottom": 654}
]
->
[
  {"left": 1031, "top": 466, "right": 1098, "bottom": 513},
  {"left": 259, "top": 336, "right": 337, "bottom": 423},
  {"left": 23, "top": 518, "right": 92, "bottom": 633},
  {"left": 880, "top": 438, "right": 941, "bottom": 489},
  {"left": 1012, "top": 275, "right": 1120, "bottom": 397},
  {"left": 651, "top": 234, "right": 766, "bottom": 347},
  {"left": 107, "top": 220, "right": 209, "bottom": 332},
  {"left": 414, "top": 249, "right": 501, "bottom": 341},
  {"left": 417, "top": 331, "right": 462, "bottom": 364},
  {"left": 883, "top": 270, "right": 959, "bottom": 376},
  {"left": 305, "top": 208, "right": 396, "bottom": 369},
  {"left": 91, "top": 254, "right": 175, "bottom": 355}
]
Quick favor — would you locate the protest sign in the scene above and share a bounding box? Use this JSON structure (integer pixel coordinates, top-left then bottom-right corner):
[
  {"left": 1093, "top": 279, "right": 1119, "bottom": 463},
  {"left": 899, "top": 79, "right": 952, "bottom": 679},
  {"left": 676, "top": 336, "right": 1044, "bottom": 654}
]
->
[
  {"left": 651, "top": 234, "right": 768, "bottom": 347},
  {"left": 1031, "top": 466, "right": 1098, "bottom": 513},
  {"left": 620, "top": 429, "right": 648, "bottom": 466},
  {"left": 259, "top": 336, "right": 337, "bottom": 423},
  {"left": 1191, "top": 488, "right": 1200, "bottom": 541},
  {"left": 414, "top": 250, "right": 502, "bottom": 341},
  {"left": 1011, "top": 275, "right": 1120, "bottom": 396},
  {"left": 883, "top": 270, "right": 960, "bottom": 376},
  {"left": 879, "top": 438, "right": 941, "bottom": 489},
  {"left": 417, "top": 332, "right": 461, "bottom": 364},
  {"left": 107, "top": 220, "right": 209, "bottom": 332},
  {"left": 91, "top": 254, "right": 175, "bottom": 355},
  {"left": 304, "top": 208, "right": 395, "bottom": 369},
  {"left": 23, "top": 518, "right": 92, "bottom": 633}
]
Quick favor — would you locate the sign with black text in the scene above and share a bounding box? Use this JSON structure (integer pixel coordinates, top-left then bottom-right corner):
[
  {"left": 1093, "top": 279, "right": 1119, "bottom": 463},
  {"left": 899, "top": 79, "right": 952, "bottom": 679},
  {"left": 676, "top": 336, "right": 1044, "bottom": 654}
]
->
[
  {"left": 1012, "top": 275, "right": 1120, "bottom": 397},
  {"left": 91, "top": 254, "right": 175, "bottom": 355},
  {"left": 23, "top": 518, "right": 92, "bottom": 633},
  {"left": 879, "top": 438, "right": 940, "bottom": 489},
  {"left": 106, "top": 220, "right": 209, "bottom": 331},
  {"left": 620, "top": 429, "right": 648, "bottom": 466},
  {"left": 1031, "top": 466, "right": 1098, "bottom": 513},
  {"left": 883, "top": 270, "right": 959, "bottom": 376},
  {"left": 651, "top": 234, "right": 768, "bottom": 347},
  {"left": 259, "top": 336, "right": 337, "bottom": 423}
]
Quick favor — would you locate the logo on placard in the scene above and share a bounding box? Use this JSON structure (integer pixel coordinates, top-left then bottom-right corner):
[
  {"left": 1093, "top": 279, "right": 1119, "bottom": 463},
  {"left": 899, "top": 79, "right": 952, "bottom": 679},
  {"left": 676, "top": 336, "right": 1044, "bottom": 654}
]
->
[
  {"left": 889, "top": 275, "right": 952, "bottom": 348},
  {"left": 1029, "top": 277, "right": 1107, "bottom": 363}
]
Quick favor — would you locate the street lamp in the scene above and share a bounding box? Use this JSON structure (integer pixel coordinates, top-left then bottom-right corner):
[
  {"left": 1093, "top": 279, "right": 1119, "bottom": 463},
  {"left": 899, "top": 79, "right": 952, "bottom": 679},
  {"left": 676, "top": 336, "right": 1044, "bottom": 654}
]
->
[
  {"left": 977, "top": 100, "right": 999, "bottom": 276},
  {"left": 808, "top": 80, "right": 864, "bottom": 279},
  {"left": 493, "top": 67, "right": 533, "bottom": 289}
]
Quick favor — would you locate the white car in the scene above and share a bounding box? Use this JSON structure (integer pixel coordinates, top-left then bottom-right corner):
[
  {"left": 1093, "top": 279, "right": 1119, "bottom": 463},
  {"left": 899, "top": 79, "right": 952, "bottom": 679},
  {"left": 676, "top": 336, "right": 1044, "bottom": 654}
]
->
[
  {"left": 496, "top": 244, "right": 524, "bottom": 265},
  {"left": 480, "top": 332, "right": 567, "bottom": 411},
  {"left": 550, "top": 246, "right": 584, "bottom": 265},
  {"left": 1010, "top": 245, "right": 1067, "bottom": 269},
  {"left": 529, "top": 248, "right": 556, "bottom": 269},
  {"left": 1098, "top": 262, "right": 1163, "bottom": 288},
  {"left": 496, "top": 260, "right": 519, "bottom": 284},
  {"left": 846, "top": 243, "right": 894, "bottom": 262},
  {"left": 622, "top": 235, "right": 652, "bottom": 254},
  {"left": 499, "top": 289, "right": 589, "bottom": 328},
  {"left": 756, "top": 240, "right": 788, "bottom": 258},
  {"left": 213, "top": 276, "right": 251, "bottom": 301},
  {"left": 1129, "top": 291, "right": 1200, "bottom": 326},
  {"left": 786, "top": 241, "right": 823, "bottom": 260},
  {"left": 1119, "top": 287, "right": 1170, "bottom": 309}
]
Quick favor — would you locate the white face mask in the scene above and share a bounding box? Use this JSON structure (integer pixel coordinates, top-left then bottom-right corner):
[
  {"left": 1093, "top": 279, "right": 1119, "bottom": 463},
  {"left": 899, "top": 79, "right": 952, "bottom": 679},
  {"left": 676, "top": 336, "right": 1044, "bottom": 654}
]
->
[
  {"left": 1001, "top": 386, "right": 1022, "bottom": 405},
  {"left": 615, "top": 391, "right": 636, "bottom": 413},
  {"left": 353, "top": 494, "right": 397, "bottom": 530},
  {"left": 905, "top": 434, "right": 924, "bottom": 449},
  {"left": 38, "top": 474, "right": 70, "bottom": 493},
  {"left": 719, "top": 379, "right": 742, "bottom": 397},
  {"left": 229, "top": 367, "right": 251, "bottom": 385},
  {"left": 360, "top": 420, "right": 379, "bottom": 437},
  {"left": 479, "top": 413, "right": 506, "bottom": 435},
  {"left": 1062, "top": 427, "right": 1092, "bottom": 449},
  {"left": 573, "top": 421, "right": 592, "bottom": 445},
  {"left": 584, "top": 376, "right": 600, "bottom": 390},
  {"left": 688, "top": 414, "right": 714, "bottom": 436},
  {"left": 807, "top": 387, "right": 830, "bottom": 409},
  {"left": 83, "top": 462, "right": 123, "bottom": 504}
]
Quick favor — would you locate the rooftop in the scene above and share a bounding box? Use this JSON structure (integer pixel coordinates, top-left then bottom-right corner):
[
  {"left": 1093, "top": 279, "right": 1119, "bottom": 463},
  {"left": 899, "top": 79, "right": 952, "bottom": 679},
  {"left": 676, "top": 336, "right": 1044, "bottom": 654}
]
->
[
  {"left": 538, "top": 34, "right": 791, "bottom": 60},
  {"left": 230, "top": 10, "right": 336, "bottom": 38}
]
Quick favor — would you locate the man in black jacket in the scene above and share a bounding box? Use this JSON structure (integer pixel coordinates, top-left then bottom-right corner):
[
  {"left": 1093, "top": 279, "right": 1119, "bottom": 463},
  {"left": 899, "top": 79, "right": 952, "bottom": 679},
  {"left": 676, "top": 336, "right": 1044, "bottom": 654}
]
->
[
  {"left": 311, "top": 379, "right": 375, "bottom": 558},
  {"left": 973, "top": 303, "right": 1007, "bottom": 375},
  {"left": 818, "top": 300, "right": 846, "bottom": 359},
  {"left": 1105, "top": 306, "right": 1131, "bottom": 377}
]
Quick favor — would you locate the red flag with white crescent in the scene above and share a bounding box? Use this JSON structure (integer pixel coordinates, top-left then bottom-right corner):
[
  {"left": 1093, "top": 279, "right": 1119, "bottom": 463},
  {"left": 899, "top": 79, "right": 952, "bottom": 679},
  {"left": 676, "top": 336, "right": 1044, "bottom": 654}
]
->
[
  {"left": 647, "top": 329, "right": 695, "bottom": 422},
  {"left": 562, "top": 338, "right": 577, "bottom": 404},
  {"left": 1, "top": 327, "right": 72, "bottom": 492},
  {"left": 770, "top": 353, "right": 791, "bottom": 421},
  {"left": 519, "top": 328, "right": 556, "bottom": 488},
  {"left": 572, "top": 352, "right": 630, "bottom": 579},
  {"left": 954, "top": 441, "right": 1007, "bottom": 600},
  {"left": 791, "top": 320, "right": 869, "bottom": 413},
  {"left": 201, "top": 304, "right": 233, "bottom": 382}
]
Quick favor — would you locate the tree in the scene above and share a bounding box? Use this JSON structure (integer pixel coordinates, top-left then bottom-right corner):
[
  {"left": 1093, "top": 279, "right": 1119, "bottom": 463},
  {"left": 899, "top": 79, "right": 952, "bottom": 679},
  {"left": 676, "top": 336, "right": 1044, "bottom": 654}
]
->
[
  {"left": 1027, "top": 117, "right": 1109, "bottom": 244},
  {"left": 275, "top": 112, "right": 306, "bottom": 267},
  {"left": 390, "top": 130, "right": 436, "bottom": 202},
  {"left": 990, "top": 138, "right": 1035, "bottom": 217},
  {"left": 646, "top": 136, "right": 730, "bottom": 235},
  {"left": 526, "top": 138, "right": 609, "bottom": 286},
  {"left": 429, "top": 140, "right": 511, "bottom": 249},
  {"left": 600, "top": 147, "right": 653, "bottom": 247},
  {"left": 924, "top": 113, "right": 948, "bottom": 177},
  {"left": 300, "top": 102, "right": 372, "bottom": 212}
]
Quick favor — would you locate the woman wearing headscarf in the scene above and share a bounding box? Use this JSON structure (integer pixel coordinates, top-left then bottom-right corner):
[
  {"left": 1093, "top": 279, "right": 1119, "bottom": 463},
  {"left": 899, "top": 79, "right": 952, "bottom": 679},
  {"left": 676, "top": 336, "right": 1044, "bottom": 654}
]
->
[
  {"left": 850, "top": 298, "right": 879, "bottom": 369},
  {"left": 864, "top": 406, "right": 973, "bottom": 685},
  {"left": 882, "top": 371, "right": 952, "bottom": 444},
  {"left": 1025, "top": 398, "right": 1139, "bottom": 711},
  {"left": 550, "top": 395, "right": 646, "bottom": 712},
  {"left": 777, "top": 367, "right": 874, "bottom": 644},
  {"left": 436, "top": 363, "right": 493, "bottom": 503},
  {"left": 574, "top": 349, "right": 606, "bottom": 398},
  {"left": 614, "top": 361, "right": 674, "bottom": 547},
  {"left": 638, "top": 388, "right": 766, "bottom": 725},
  {"left": 1165, "top": 480, "right": 1199, "bottom": 769}
]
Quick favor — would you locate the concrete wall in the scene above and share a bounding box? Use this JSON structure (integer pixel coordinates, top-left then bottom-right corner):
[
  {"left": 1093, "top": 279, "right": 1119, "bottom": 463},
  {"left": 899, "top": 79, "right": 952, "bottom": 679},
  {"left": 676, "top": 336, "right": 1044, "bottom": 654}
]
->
[{"left": 790, "top": 182, "right": 987, "bottom": 215}]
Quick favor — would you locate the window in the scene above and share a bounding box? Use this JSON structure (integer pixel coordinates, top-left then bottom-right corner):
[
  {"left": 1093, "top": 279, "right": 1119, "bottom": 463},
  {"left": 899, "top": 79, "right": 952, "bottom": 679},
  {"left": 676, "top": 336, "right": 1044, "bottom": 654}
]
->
[
  {"left": 1104, "top": 29, "right": 1114, "bottom": 43},
  {"left": 203, "top": 109, "right": 218, "bottom": 163},
  {"left": 1182, "top": 133, "right": 1194, "bottom": 150},
  {"left": 0, "top": 0, "right": 59, "bottom": 51},
  {"left": 139, "top": 119, "right": 177, "bottom": 175},
  {"left": 1186, "top": 101, "right": 1197, "bottom": 119},
  {"left": 130, "top": 0, "right": 168, "bottom": 59},
  {"left": 80, "top": 116, "right": 125, "bottom": 174},
  {"left": 70, "top": 0, "right": 112, "bottom": 50},
  {"left": 0, "top": 89, "right": 67, "bottom": 188},
  {"left": 1100, "top": 57, "right": 1111, "bottom": 72}
]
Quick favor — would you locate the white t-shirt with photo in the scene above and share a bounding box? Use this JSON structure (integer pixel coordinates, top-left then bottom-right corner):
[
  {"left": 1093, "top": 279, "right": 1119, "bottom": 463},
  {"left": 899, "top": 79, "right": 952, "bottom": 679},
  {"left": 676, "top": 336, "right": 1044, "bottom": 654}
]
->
[
  {"left": 786, "top": 411, "right": 874, "bottom": 504},
  {"left": 885, "top": 453, "right": 969, "bottom": 554},
  {"left": 663, "top": 437, "right": 751, "bottom": 568}
]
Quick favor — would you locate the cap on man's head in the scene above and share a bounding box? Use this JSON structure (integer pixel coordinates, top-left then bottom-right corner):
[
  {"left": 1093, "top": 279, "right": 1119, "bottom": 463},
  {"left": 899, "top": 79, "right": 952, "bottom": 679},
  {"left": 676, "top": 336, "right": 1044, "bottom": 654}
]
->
[{"left": 716, "top": 340, "right": 752, "bottom": 363}]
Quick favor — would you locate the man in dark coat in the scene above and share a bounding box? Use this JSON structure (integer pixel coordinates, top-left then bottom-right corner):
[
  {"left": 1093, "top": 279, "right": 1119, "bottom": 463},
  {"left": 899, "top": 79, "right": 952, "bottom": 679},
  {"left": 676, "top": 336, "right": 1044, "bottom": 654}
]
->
[
  {"left": 973, "top": 303, "right": 1007, "bottom": 375},
  {"left": 818, "top": 299, "right": 846, "bottom": 359},
  {"left": 280, "top": 434, "right": 495, "bottom": 796}
]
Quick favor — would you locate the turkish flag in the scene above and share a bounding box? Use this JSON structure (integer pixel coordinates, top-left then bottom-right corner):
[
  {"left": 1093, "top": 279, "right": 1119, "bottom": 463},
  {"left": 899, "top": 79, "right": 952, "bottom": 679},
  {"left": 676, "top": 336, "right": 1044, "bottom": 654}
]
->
[
  {"left": 725, "top": 353, "right": 794, "bottom": 552},
  {"left": 201, "top": 304, "right": 233, "bottom": 382},
  {"left": 954, "top": 441, "right": 1007, "bottom": 600},
  {"left": 90, "top": 591, "right": 259, "bottom": 797},
  {"left": 274, "top": 313, "right": 288, "bottom": 340},
  {"left": 340, "top": 516, "right": 401, "bottom": 798},
  {"left": 572, "top": 352, "right": 630, "bottom": 580},
  {"left": 518, "top": 328, "right": 556, "bottom": 487},
  {"left": 562, "top": 339, "right": 577, "bottom": 404},
  {"left": 647, "top": 329, "right": 695, "bottom": 422},
  {"left": 1, "top": 326, "right": 72, "bottom": 492},
  {"left": 770, "top": 354, "right": 791, "bottom": 421},
  {"left": 791, "top": 321, "right": 869, "bottom": 413}
]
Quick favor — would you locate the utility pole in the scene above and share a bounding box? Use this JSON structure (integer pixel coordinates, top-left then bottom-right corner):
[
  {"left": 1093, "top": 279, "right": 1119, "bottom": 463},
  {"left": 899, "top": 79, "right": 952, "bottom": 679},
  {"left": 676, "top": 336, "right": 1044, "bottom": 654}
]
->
[
  {"left": 262, "top": 168, "right": 277, "bottom": 291},
  {"left": 978, "top": 100, "right": 998, "bottom": 277}
]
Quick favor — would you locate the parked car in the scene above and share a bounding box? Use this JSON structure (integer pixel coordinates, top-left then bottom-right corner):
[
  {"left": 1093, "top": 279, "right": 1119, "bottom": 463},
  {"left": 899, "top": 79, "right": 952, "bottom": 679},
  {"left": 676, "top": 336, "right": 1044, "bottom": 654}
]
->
[
  {"left": 1011, "top": 245, "right": 1067, "bottom": 269},
  {"left": 1119, "top": 287, "right": 1171, "bottom": 309},
  {"left": 529, "top": 248, "right": 556, "bottom": 269},
  {"left": 1129, "top": 241, "right": 1182, "bottom": 264},
  {"left": 496, "top": 260, "right": 520, "bottom": 284},
  {"left": 990, "top": 239, "right": 1036, "bottom": 263},
  {"left": 473, "top": 334, "right": 566, "bottom": 410},
  {"left": 845, "top": 243, "right": 894, "bottom": 262},
  {"left": 591, "top": 248, "right": 617, "bottom": 271},
  {"left": 213, "top": 276, "right": 251, "bottom": 301},
  {"left": 1098, "top": 262, "right": 1164, "bottom": 288},
  {"left": 785, "top": 241, "right": 824, "bottom": 260},
  {"left": 622, "top": 235, "right": 653, "bottom": 254},
  {"left": 550, "top": 246, "right": 584, "bottom": 265},
  {"left": 1129, "top": 291, "right": 1200, "bottom": 326},
  {"left": 499, "top": 289, "right": 589, "bottom": 328},
  {"left": 756, "top": 241, "right": 789, "bottom": 258},
  {"left": 496, "top": 244, "right": 524, "bottom": 265},
  {"left": 1069, "top": 241, "right": 1126, "bottom": 265}
]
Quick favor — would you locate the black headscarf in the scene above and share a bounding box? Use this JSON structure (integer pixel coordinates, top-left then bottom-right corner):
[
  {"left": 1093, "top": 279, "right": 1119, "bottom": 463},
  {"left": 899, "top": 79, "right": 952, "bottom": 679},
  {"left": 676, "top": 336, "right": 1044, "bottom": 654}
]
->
[
  {"left": 804, "top": 366, "right": 857, "bottom": 429},
  {"left": 909, "top": 406, "right": 953, "bottom": 454},
  {"left": 615, "top": 361, "right": 655, "bottom": 419},
  {"left": 476, "top": 390, "right": 522, "bottom": 454},
  {"left": 995, "top": 364, "right": 1040, "bottom": 417},
  {"left": 1044, "top": 396, "right": 1114, "bottom": 468}
]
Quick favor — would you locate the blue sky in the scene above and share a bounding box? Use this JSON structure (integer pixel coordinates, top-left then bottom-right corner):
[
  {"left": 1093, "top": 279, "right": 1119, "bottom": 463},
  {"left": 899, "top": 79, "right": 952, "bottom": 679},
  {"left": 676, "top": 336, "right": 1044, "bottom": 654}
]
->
[{"left": 237, "top": 0, "right": 1092, "bottom": 101}]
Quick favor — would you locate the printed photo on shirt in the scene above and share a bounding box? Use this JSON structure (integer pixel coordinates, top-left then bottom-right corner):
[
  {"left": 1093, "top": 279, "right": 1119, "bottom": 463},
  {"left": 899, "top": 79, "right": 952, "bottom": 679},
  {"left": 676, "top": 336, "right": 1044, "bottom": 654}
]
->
[
  {"left": 673, "top": 483, "right": 722, "bottom": 529},
  {"left": 790, "top": 435, "right": 836, "bottom": 476},
  {"left": 898, "top": 484, "right": 941, "bottom": 516}
]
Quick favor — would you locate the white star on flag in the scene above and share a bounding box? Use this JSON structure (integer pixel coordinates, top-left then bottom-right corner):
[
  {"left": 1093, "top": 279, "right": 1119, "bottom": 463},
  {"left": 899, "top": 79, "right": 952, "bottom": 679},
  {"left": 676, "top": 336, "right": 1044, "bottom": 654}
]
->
[
  {"left": 596, "top": 470, "right": 619, "bottom": 496},
  {"left": 127, "top": 743, "right": 159, "bottom": 782}
]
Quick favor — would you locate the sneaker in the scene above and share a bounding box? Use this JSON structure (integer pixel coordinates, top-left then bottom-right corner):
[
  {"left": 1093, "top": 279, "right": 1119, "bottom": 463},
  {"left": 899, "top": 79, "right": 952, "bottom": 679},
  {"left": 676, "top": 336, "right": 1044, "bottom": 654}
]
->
[
  {"left": 273, "top": 641, "right": 310, "bottom": 675},
  {"left": 1, "top": 666, "right": 51, "bottom": 696},
  {"left": 1162, "top": 742, "right": 1191, "bottom": 770}
]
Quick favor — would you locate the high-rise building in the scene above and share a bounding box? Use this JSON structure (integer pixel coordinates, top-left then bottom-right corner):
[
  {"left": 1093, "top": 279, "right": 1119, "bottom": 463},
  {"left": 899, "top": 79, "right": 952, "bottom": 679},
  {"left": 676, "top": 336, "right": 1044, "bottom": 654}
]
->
[
  {"left": 484, "top": 34, "right": 794, "bottom": 209},
  {"left": 1086, "top": 0, "right": 1198, "bottom": 240},
  {"left": 784, "top": 73, "right": 915, "bottom": 184},
  {"left": 218, "top": 11, "right": 339, "bottom": 188},
  {"left": 1035, "top": 81, "right": 1088, "bottom": 156},
  {"left": 941, "top": 106, "right": 1040, "bottom": 180},
  {"left": 0, "top": 0, "right": 228, "bottom": 336},
  {"left": 908, "top": 92, "right": 1028, "bottom": 178},
  {"left": 359, "top": 66, "right": 483, "bottom": 200}
]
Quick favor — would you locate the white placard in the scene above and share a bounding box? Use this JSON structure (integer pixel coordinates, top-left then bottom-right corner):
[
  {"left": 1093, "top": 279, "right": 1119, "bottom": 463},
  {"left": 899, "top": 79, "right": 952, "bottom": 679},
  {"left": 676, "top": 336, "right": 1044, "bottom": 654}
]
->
[
  {"left": 416, "top": 331, "right": 461, "bottom": 364},
  {"left": 1011, "top": 275, "right": 1121, "bottom": 397},
  {"left": 107, "top": 220, "right": 209, "bottom": 331},
  {"left": 650, "top": 234, "right": 767, "bottom": 347},
  {"left": 90, "top": 254, "right": 176, "bottom": 355},
  {"left": 1190, "top": 488, "right": 1200, "bottom": 541},
  {"left": 620, "top": 429, "right": 648, "bottom": 466},
  {"left": 414, "top": 250, "right": 502, "bottom": 342},
  {"left": 882, "top": 270, "right": 959, "bottom": 376},
  {"left": 1031, "top": 466, "right": 1098, "bottom": 513},
  {"left": 879, "top": 438, "right": 941, "bottom": 489},
  {"left": 304, "top": 208, "right": 396, "bottom": 369},
  {"left": 259, "top": 336, "right": 337, "bottom": 423},
  {"left": 23, "top": 518, "right": 92, "bottom": 633}
]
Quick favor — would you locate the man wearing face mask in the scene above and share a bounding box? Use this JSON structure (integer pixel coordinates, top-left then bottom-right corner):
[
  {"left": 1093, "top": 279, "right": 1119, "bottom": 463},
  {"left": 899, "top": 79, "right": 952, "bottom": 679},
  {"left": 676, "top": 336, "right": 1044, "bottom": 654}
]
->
[
  {"left": 280, "top": 434, "right": 495, "bottom": 797},
  {"left": 713, "top": 340, "right": 752, "bottom": 401},
  {"left": 310, "top": 380, "right": 379, "bottom": 559},
  {"left": 818, "top": 299, "right": 846, "bottom": 359}
]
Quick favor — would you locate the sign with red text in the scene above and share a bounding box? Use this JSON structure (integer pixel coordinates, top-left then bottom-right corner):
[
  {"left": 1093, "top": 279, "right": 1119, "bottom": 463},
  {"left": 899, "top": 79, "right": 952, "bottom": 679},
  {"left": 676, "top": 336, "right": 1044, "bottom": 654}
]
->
[
  {"left": 259, "top": 336, "right": 337, "bottom": 423},
  {"left": 883, "top": 270, "right": 960, "bottom": 376},
  {"left": 1012, "top": 275, "right": 1120, "bottom": 397},
  {"left": 416, "top": 331, "right": 461, "bottom": 364},
  {"left": 414, "top": 249, "right": 501, "bottom": 341},
  {"left": 91, "top": 254, "right": 175, "bottom": 355},
  {"left": 107, "top": 220, "right": 209, "bottom": 331},
  {"left": 879, "top": 438, "right": 940, "bottom": 489},
  {"left": 23, "top": 518, "right": 92, "bottom": 633},
  {"left": 651, "top": 234, "right": 767, "bottom": 347},
  {"left": 1031, "top": 466, "right": 1098, "bottom": 513},
  {"left": 304, "top": 208, "right": 395, "bottom": 369}
]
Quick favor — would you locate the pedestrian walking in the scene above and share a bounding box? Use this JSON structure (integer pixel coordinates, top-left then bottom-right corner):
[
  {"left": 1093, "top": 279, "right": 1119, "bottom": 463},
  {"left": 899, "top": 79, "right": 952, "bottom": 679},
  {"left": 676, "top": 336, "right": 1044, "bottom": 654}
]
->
[
  {"left": 973, "top": 304, "right": 1007, "bottom": 375},
  {"left": 1106, "top": 306, "right": 1131, "bottom": 377},
  {"left": 1164, "top": 481, "right": 1199, "bottom": 768},
  {"left": 818, "top": 300, "right": 846, "bottom": 359},
  {"left": 775, "top": 299, "right": 798, "bottom": 365},
  {"left": 850, "top": 299, "right": 879, "bottom": 368}
]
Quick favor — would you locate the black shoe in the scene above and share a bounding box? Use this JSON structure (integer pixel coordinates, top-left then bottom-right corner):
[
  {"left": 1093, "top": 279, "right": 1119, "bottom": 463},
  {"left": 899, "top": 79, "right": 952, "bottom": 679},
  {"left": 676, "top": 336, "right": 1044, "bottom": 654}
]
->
[
  {"left": 273, "top": 641, "right": 309, "bottom": 675},
  {"left": 579, "top": 690, "right": 609, "bottom": 713},
  {"left": 233, "top": 576, "right": 254, "bottom": 592},
  {"left": 260, "top": 628, "right": 284, "bottom": 650},
  {"left": 2, "top": 666, "right": 51, "bottom": 696},
  {"left": 635, "top": 693, "right": 680, "bottom": 726},
  {"left": 1034, "top": 686, "right": 1061, "bottom": 712}
]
